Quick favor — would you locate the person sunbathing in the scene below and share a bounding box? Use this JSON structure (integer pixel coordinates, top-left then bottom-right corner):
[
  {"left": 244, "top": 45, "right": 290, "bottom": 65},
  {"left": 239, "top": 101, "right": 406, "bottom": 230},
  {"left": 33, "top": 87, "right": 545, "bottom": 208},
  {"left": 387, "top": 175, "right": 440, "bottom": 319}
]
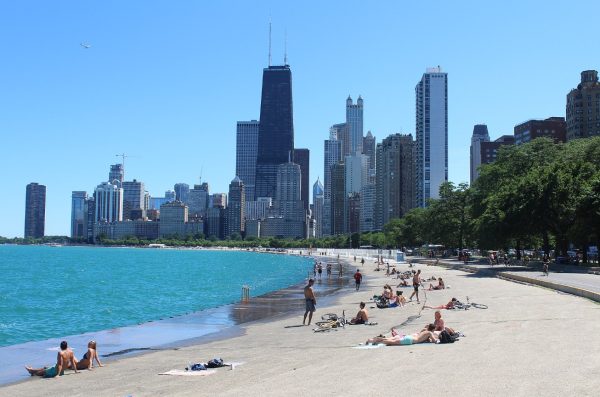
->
[
  {"left": 350, "top": 302, "right": 369, "bottom": 324},
  {"left": 421, "top": 311, "right": 456, "bottom": 334},
  {"left": 73, "top": 341, "right": 103, "bottom": 370},
  {"left": 382, "top": 285, "right": 394, "bottom": 300},
  {"left": 428, "top": 277, "right": 445, "bottom": 290},
  {"left": 424, "top": 297, "right": 459, "bottom": 310},
  {"left": 388, "top": 291, "right": 407, "bottom": 307},
  {"left": 397, "top": 279, "right": 409, "bottom": 287},
  {"left": 26, "top": 341, "right": 78, "bottom": 378},
  {"left": 366, "top": 324, "right": 438, "bottom": 345}
]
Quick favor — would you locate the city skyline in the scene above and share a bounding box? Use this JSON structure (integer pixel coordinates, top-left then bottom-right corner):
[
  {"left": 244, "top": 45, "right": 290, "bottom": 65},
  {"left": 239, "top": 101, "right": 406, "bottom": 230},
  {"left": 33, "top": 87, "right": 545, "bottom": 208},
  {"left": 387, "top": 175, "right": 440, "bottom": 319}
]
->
[{"left": 1, "top": 1, "right": 599, "bottom": 237}]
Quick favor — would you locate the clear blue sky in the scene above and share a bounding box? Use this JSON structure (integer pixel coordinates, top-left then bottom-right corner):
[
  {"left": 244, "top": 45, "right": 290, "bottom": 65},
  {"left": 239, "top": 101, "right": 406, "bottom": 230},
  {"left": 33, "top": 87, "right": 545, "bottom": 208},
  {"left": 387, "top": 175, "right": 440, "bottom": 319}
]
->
[{"left": 1, "top": 0, "right": 598, "bottom": 238}]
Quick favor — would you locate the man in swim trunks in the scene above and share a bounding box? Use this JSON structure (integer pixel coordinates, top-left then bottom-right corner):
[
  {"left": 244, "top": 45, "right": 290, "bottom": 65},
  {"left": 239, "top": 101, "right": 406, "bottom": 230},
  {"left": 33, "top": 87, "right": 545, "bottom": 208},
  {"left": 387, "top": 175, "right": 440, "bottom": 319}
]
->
[
  {"left": 350, "top": 302, "right": 369, "bottom": 324},
  {"left": 409, "top": 269, "right": 422, "bottom": 303},
  {"left": 303, "top": 279, "right": 317, "bottom": 325},
  {"left": 354, "top": 269, "right": 363, "bottom": 291},
  {"left": 26, "top": 340, "right": 78, "bottom": 378}
]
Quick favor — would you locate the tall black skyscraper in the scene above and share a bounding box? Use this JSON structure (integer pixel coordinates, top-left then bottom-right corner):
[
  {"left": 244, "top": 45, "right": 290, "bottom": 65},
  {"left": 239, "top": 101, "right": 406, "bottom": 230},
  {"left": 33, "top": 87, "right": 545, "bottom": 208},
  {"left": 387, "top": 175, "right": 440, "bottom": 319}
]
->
[
  {"left": 25, "top": 182, "right": 46, "bottom": 238},
  {"left": 255, "top": 65, "right": 294, "bottom": 200},
  {"left": 293, "top": 148, "right": 309, "bottom": 211}
]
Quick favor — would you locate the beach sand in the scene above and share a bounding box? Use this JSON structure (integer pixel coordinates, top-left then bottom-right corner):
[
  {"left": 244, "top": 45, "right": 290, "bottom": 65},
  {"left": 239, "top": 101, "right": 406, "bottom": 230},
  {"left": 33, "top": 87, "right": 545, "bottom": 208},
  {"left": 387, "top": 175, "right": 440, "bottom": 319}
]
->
[{"left": 2, "top": 258, "right": 599, "bottom": 397}]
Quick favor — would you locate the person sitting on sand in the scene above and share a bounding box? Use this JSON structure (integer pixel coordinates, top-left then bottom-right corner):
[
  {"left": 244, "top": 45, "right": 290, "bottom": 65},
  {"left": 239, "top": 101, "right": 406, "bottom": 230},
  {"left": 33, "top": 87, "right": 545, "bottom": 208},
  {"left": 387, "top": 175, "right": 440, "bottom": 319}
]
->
[
  {"left": 424, "top": 297, "right": 459, "bottom": 310},
  {"left": 350, "top": 302, "right": 369, "bottom": 324},
  {"left": 397, "top": 279, "right": 409, "bottom": 287},
  {"left": 26, "top": 341, "right": 78, "bottom": 378},
  {"left": 382, "top": 284, "right": 394, "bottom": 300},
  {"left": 395, "top": 291, "right": 407, "bottom": 305},
  {"left": 428, "top": 277, "right": 445, "bottom": 290},
  {"left": 72, "top": 340, "right": 103, "bottom": 370},
  {"left": 421, "top": 311, "right": 456, "bottom": 334},
  {"left": 366, "top": 324, "right": 438, "bottom": 346}
]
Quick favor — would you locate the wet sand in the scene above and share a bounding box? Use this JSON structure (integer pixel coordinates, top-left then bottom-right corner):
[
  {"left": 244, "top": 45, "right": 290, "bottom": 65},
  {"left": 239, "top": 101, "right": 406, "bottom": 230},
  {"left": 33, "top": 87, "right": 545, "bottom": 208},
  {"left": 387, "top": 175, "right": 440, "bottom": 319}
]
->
[
  {"left": 0, "top": 253, "right": 352, "bottom": 386},
  {"left": 2, "top": 257, "right": 599, "bottom": 397}
]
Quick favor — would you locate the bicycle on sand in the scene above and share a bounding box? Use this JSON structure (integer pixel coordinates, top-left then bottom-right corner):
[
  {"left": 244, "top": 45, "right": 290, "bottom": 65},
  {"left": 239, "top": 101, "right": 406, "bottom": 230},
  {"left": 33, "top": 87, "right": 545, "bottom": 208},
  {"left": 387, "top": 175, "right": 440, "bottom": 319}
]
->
[
  {"left": 452, "top": 296, "right": 488, "bottom": 310},
  {"left": 314, "top": 312, "right": 346, "bottom": 332}
]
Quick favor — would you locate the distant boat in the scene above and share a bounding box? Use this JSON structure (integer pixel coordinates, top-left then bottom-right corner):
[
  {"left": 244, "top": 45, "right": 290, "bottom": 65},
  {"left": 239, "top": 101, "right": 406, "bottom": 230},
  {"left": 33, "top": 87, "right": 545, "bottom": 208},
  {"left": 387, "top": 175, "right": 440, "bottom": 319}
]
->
[{"left": 44, "top": 243, "right": 63, "bottom": 247}]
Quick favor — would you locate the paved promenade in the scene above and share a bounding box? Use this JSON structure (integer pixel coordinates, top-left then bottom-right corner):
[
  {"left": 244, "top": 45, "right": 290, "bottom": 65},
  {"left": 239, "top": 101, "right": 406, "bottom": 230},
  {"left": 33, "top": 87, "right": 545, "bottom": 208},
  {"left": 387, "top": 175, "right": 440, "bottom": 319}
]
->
[{"left": 415, "top": 257, "right": 600, "bottom": 302}]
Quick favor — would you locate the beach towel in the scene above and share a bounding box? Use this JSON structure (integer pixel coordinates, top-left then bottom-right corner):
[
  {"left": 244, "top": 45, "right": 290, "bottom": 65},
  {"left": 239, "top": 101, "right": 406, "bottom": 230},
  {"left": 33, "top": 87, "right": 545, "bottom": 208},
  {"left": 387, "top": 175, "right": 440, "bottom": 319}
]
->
[
  {"left": 159, "top": 369, "right": 217, "bottom": 376},
  {"left": 352, "top": 343, "right": 387, "bottom": 349}
]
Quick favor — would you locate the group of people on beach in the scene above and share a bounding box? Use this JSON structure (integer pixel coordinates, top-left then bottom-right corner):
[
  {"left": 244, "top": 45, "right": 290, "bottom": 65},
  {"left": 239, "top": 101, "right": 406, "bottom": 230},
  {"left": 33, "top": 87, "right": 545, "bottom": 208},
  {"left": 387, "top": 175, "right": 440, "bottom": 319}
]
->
[
  {"left": 26, "top": 340, "right": 103, "bottom": 378},
  {"left": 366, "top": 310, "right": 457, "bottom": 346}
]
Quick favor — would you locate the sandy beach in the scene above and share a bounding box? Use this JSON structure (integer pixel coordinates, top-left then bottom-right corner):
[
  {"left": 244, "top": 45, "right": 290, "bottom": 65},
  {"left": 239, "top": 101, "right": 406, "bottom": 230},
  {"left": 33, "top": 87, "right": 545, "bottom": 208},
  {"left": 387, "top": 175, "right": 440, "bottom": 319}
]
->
[{"left": 2, "top": 257, "right": 599, "bottom": 397}]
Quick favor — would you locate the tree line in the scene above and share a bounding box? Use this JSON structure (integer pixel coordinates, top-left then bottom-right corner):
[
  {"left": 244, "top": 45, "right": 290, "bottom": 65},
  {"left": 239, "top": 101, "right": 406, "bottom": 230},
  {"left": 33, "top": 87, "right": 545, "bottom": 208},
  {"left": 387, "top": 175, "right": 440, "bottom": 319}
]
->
[{"left": 3, "top": 137, "right": 598, "bottom": 260}]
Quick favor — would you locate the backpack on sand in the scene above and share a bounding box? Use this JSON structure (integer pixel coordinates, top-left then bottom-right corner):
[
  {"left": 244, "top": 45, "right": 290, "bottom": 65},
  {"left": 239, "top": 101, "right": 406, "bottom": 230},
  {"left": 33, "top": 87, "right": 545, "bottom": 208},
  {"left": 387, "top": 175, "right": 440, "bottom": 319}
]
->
[{"left": 439, "top": 330, "right": 458, "bottom": 344}]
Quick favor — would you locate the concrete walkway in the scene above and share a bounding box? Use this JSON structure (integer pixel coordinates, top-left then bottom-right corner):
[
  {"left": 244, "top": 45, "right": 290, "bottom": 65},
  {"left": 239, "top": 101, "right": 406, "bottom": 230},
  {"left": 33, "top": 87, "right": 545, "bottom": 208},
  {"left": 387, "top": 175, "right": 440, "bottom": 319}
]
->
[{"left": 414, "top": 257, "right": 600, "bottom": 303}]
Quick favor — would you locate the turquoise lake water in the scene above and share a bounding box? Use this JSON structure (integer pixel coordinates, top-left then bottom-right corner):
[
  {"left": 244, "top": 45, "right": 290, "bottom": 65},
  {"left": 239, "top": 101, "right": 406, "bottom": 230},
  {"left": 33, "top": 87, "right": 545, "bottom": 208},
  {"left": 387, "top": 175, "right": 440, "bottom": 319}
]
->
[{"left": 0, "top": 245, "right": 312, "bottom": 347}]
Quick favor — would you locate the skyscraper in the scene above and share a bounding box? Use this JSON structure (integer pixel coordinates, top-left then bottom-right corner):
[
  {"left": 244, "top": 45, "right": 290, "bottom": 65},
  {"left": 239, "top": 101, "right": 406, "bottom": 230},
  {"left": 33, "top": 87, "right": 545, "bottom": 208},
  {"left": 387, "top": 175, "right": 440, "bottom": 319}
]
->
[
  {"left": 122, "top": 179, "right": 145, "bottom": 220},
  {"left": 416, "top": 67, "right": 448, "bottom": 206},
  {"left": 71, "top": 191, "right": 87, "bottom": 238},
  {"left": 174, "top": 183, "right": 190, "bottom": 204},
  {"left": 93, "top": 182, "right": 123, "bottom": 223},
  {"left": 255, "top": 65, "right": 294, "bottom": 200},
  {"left": 360, "top": 183, "right": 376, "bottom": 232},
  {"left": 293, "top": 148, "right": 309, "bottom": 211},
  {"left": 346, "top": 95, "right": 364, "bottom": 155},
  {"left": 332, "top": 122, "right": 350, "bottom": 158},
  {"left": 470, "top": 124, "right": 490, "bottom": 184},
  {"left": 236, "top": 120, "right": 259, "bottom": 200},
  {"left": 226, "top": 176, "right": 245, "bottom": 238},
  {"left": 312, "top": 178, "right": 324, "bottom": 238},
  {"left": 24, "top": 182, "right": 46, "bottom": 238},
  {"left": 188, "top": 183, "right": 209, "bottom": 217},
  {"left": 323, "top": 128, "right": 342, "bottom": 236},
  {"left": 375, "top": 134, "right": 415, "bottom": 230},
  {"left": 566, "top": 70, "right": 600, "bottom": 140},
  {"left": 362, "top": 130, "right": 376, "bottom": 175},
  {"left": 109, "top": 164, "right": 124, "bottom": 187},
  {"left": 330, "top": 162, "right": 346, "bottom": 235}
]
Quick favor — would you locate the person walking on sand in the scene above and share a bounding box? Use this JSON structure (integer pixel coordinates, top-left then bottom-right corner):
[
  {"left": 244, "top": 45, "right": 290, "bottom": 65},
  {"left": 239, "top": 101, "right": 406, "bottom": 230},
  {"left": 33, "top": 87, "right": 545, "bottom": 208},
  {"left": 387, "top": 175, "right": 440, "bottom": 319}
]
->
[
  {"left": 303, "top": 279, "right": 317, "bottom": 325},
  {"left": 354, "top": 269, "right": 363, "bottom": 291},
  {"left": 409, "top": 269, "right": 422, "bottom": 303},
  {"left": 26, "top": 340, "right": 78, "bottom": 378}
]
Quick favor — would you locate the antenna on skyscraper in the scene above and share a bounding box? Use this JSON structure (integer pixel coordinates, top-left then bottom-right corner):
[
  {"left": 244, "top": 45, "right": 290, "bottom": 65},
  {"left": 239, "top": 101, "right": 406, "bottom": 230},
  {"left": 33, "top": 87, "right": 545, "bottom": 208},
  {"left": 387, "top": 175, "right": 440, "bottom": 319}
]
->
[
  {"left": 199, "top": 166, "right": 203, "bottom": 185},
  {"left": 284, "top": 28, "right": 288, "bottom": 65},
  {"left": 268, "top": 19, "right": 272, "bottom": 66}
]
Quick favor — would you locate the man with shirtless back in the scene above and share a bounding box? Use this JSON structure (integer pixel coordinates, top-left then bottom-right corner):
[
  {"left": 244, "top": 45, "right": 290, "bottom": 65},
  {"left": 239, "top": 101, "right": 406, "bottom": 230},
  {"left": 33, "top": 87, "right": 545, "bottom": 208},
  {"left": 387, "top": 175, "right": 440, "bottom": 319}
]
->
[
  {"left": 409, "top": 269, "right": 422, "bottom": 303},
  {"left": 303, "top": 279, "right": 317, "bottom": 325},
  {"left": 26, "top": 340, "right": 78, "bottom": 378}
]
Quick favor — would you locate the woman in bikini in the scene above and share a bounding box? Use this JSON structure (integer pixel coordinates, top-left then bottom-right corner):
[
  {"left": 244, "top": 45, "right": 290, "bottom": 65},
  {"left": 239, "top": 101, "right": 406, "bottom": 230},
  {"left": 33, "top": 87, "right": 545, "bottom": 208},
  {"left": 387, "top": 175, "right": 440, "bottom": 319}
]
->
[
  {"left": 366, "top": 324, "right": 438, "bottom": 346},
  {"left": 428, "top": 277, "right": 445, "bottom": 290},
  {"left": 74, "top": 341, "right": 103, "bottom": 370},
  {"left": 424, "top": 297, "right": 458, "bottom": 310}
]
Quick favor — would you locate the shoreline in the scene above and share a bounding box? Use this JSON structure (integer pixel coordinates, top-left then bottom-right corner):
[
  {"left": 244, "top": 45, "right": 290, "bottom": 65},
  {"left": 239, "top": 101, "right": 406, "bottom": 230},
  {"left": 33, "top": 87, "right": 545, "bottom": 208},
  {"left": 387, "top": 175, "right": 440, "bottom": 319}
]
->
[
  {"left": 0, "top": 253, "right": 356, "bottom": 387},
  {"left": 4, "top": 255, "right": 598, "bottom": 396}
]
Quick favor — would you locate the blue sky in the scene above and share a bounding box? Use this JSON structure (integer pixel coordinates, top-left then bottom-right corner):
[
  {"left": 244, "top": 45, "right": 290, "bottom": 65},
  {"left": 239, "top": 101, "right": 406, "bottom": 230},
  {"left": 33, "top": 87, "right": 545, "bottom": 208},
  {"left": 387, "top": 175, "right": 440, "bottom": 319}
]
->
[{"left": 1, "top": 0, "right": 598, "bottom": 237}]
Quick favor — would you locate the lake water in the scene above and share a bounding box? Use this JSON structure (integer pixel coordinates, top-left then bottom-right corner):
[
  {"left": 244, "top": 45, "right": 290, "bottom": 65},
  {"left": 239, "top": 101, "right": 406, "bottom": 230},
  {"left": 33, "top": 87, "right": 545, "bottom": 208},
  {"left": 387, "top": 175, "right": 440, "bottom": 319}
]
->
[{"left": 0, "top": 245, "right": 313, "bottom": 347}]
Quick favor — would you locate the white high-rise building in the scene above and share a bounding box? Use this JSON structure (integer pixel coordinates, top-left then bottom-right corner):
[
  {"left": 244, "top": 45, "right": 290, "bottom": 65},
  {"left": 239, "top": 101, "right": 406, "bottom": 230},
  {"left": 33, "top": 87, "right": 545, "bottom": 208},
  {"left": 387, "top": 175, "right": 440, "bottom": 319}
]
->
[
  {"left": 470, "top": 124, "right": 490, "bottom": 184},
  {"left": 416, "top": 66, "right": 448, "bottom": 206},
  {"left": 312, "top": 178, "right": 324, "bottom": 238},
  {"left": 346, "top": 95, "right": 364, "bottom": 155},
  {"left": 93, "top": 182, "right": 123, "bottom": 223},
  {"left": 236, "top": 120, "right": 259, "bottom": 200},
  {"left": 344, "top": 154, "right": 369, "bottom": 196}
]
